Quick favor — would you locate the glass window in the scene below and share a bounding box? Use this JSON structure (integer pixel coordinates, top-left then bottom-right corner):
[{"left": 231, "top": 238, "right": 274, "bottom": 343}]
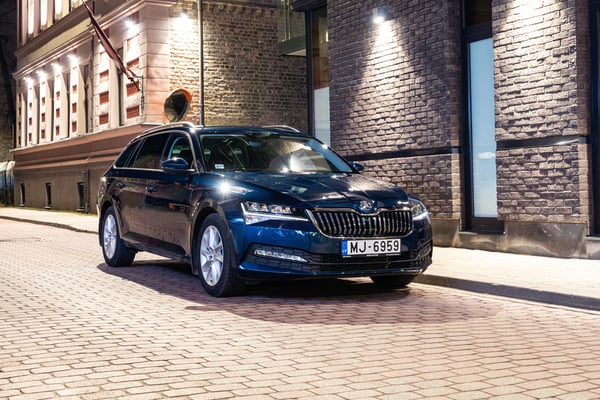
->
[
  {"left": 468, "top": 38, "right": 497, "bottom": 218},
  {"left": 277, "top": 0, "right": 306, "bottom": 55},
  {"left": 311, "top": 6, "right": 330, "bottom": 145},
  {"left": 164, "top": 134, "right": 194, "bottom": 169},
  {"left": 114, "top": 140, "right": 141, "bottom": 168},
  {"left": 131, "top": 134, "right": 169, "bottom": 170},
  {"left": 200, "top": 133, "right": 353, "bottom": 173}
]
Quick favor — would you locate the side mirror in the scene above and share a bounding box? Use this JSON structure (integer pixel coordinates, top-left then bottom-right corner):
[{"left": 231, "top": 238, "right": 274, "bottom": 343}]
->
[
  {"left": 161, "top": 158, "right": 194, "bottom": 175},
  {"left": 349, "top": 162, "right": 365, "bottom": 173}
]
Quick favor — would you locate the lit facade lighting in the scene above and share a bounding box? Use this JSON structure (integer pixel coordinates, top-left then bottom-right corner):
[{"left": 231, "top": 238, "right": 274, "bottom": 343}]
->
[
  {"left": 52, "top": 62, "right": 62, "bottom": 75},
  {"left": 36, "top": 70, "right": 47, "bottom": 82},
  {"left": 68, "top": 54, "right": 79, "bottom": 68},
  {"left": 373, "top": 6, "right": 392, "bottom": 25}
]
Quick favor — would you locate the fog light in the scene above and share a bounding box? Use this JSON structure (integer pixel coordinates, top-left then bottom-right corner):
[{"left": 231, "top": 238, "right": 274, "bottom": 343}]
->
[{"left": 254, "top": 249, "right": 308, "bottom": 263}]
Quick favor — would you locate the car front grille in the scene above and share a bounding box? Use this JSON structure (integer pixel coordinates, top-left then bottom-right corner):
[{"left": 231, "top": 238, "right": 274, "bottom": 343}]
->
[{"left": 308, "top": 209, "right": 413, "bottom": 238}]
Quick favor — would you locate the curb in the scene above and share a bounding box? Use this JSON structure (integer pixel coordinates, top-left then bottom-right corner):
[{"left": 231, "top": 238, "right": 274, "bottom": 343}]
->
[
  {"left": 0, "top": 215, "right": 97, "bottom": 235},
  {"left": 415, "top": 274, "right": 600, "bottom": 312}
]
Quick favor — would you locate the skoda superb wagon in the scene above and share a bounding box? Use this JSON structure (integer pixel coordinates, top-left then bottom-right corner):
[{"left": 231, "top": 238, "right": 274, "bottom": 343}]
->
[{"left": 97, "top": 123, "right": 433, "bottom": 297}]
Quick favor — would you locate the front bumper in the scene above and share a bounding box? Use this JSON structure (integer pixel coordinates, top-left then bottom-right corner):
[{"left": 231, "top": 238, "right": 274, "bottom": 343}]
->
[{"left": 236, "top": 240, "right": 433, "bottom": 281}]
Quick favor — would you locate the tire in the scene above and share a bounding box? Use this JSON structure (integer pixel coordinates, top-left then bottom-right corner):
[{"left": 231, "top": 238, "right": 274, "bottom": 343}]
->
[
  {"left": 196, "top": 214, "right": 245, "bottom": 297},
  {"left": 100, "top": 206, "right": 136, "bottom": 267},
  {"left": 370, "top": 275, "right": 416, "bottom": 288}
]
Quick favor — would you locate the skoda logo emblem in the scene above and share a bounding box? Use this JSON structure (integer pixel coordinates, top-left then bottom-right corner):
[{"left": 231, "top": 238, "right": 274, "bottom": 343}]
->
[{"left": 359, "top": 200, "right": 372, "bottom": 212}]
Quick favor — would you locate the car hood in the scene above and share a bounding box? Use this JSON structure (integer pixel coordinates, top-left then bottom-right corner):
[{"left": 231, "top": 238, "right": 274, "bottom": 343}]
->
[{"left": 223, "top": 172, "right": 409, "bottom": 211}]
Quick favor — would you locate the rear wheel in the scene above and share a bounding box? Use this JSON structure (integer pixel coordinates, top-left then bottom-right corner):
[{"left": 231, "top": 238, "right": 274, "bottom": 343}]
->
[
  {"left": 196, "top": 214, "right": 245, "bottom": 297},
  {"left": 100, "top": 206, "right": 135, "bottom": 267},
  {"left": 370, "top": 275, "right": 416, "bottom": 288}
]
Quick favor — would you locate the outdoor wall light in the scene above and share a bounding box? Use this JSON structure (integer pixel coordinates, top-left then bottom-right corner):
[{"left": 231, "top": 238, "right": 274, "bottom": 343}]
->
[
  {"left": 36, "top": 70, "right": 47, "bottom": 82},
  {"left": 177, "top": 9, "right": 193, "bottom": 31},
  {"left": 373, "top": 6, "right": 392, "bottom": 24},
  {"left": 52, "top": 62, "right": 62, "bottom": 75},
  {"left": 68, "top": 54, "right": 79, "bottom": 68}
]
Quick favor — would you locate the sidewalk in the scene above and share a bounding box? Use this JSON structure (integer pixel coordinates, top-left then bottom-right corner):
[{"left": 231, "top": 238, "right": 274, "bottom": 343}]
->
[{"left": 1, "top": 206, "right": 599, "bottom": 311}]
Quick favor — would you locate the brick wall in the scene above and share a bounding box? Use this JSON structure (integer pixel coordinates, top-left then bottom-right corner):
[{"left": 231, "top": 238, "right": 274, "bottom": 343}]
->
[
  {"left": 493, "top": 0, "right": 591, "bottom": 226},
  {"left": 328, "top": 0, "right": 463, "bottom": 219},
  {"left": 363, "top": 154, "right": 463, "bottom": 220},
  {"left": 170, "top": 0, "right": 307, "bottom": 130}
]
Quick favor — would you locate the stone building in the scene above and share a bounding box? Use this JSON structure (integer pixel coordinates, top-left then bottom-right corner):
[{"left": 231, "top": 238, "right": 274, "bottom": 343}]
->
[
  {"left": 13, "top": 0, "right": 600, "bottom": 259},
  {"left": 13, "top": 0, "right": 306, "bottom": 212}
]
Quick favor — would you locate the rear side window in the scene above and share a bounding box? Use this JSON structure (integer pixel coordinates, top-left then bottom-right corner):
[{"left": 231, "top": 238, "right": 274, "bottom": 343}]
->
[
  {"left": 131, "top": 134, "right": 169, "bottom": 169},
  {"left": 114, "top": 140, "right": 141, "bottom": 168}
]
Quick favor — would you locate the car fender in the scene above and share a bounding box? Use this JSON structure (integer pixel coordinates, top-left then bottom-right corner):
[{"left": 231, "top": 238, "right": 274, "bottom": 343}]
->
[{"left": 188, "top": 192, "right": 242, "bottom": 277}]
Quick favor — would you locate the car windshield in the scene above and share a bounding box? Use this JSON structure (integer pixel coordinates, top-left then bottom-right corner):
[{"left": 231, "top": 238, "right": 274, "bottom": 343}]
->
[{"left": 200, "top": 133, "right": 354, "bottom": 173}]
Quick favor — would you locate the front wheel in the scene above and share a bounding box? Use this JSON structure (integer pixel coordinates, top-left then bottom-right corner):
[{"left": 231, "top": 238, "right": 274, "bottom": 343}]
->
[
  {"left": 196, "top": 214, "right": 245, "bottom": 297},
  {"left": 100, "top": 206, "right": 136, "bottom": 267},
  {"left": 370, "top": 275, "right": 416, "bottom": 288}
]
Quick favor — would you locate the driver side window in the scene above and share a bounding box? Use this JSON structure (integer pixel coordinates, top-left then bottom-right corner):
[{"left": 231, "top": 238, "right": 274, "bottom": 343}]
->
[{"left": 164, "top": 133, "right": 195, "bottom": 169}]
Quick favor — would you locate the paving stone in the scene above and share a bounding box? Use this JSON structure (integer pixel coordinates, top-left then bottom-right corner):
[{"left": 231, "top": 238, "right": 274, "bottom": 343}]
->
[{"left": 1, "top": 220, "right": 599, "bottom": 399}]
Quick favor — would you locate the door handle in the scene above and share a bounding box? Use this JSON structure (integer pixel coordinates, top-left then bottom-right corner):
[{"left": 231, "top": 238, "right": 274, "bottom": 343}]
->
[
  {"left": 116, "top": 182, "right": 127, "bottom": 189},
  {"left": 146, "top": 185, "right": 158, "bottom": 193}
]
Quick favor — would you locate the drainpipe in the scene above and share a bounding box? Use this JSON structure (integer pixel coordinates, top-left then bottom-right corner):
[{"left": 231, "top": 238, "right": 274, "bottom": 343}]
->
[{"left": 198, "top": 0, "right": 205, "bottom": 126}]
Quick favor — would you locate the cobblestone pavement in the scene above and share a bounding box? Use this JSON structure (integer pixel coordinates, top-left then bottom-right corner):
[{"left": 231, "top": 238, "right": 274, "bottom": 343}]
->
[{"left": 1, "top": 220, "right": 600, "bottom": 400}]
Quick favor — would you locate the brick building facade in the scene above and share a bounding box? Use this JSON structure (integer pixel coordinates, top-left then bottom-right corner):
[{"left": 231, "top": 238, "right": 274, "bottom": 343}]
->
[{"left": 291, "top": 0, "right": 597, "bottom": 258}]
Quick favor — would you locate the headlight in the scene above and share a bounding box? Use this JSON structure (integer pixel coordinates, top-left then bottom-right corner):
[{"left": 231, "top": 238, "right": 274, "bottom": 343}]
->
[
  {"left": 241, "top": 202, "right": 308, "bottom": 225},
  {"left": 408, "top": 197, "right": 429, "bottom": 221}
]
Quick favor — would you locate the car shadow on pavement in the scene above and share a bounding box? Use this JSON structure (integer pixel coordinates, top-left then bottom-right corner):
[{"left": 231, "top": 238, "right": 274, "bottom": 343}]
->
[{"left": 98, "top": 260, "right": 502, "bottom": 325}]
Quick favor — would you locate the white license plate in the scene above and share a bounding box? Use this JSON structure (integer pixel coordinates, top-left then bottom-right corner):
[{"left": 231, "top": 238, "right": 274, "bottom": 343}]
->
[{"left": 341, "top": 239, "right": 402, "bottom": 256}]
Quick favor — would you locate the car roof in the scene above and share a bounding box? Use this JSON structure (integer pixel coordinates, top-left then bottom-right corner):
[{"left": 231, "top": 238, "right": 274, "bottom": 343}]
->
[{"left": 135, "top": 122, "right": 307, "bottom": 141}]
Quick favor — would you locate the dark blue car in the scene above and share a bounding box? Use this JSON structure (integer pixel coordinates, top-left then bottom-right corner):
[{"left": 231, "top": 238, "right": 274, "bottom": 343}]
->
[{"left": 97, "top": 123, "right": 433, "bottom": 296}]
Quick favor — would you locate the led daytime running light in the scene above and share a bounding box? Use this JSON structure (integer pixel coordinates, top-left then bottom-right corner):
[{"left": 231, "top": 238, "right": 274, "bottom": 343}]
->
[{"left": 254, "top": 249, "right": 308, "bottom": 263}]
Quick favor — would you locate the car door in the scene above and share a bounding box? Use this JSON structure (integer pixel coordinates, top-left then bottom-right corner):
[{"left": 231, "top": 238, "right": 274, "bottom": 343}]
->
[
  {"left": 117, "top": 133, "right": 171, "bottom": 243},
  {"left": 108, "top": 138, "right": 148, "bottom": 244},
  {"left": 143, "top": 131, "right": 196, "bottom": 257}
]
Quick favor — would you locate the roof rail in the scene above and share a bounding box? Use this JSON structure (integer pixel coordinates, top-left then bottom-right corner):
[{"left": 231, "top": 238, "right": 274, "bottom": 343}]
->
[
  {"left": 262, "top": 125, "right": 300, "bottom": 132},
  {"left": 138, "top": 121, "right": 196, "bottom": 136}
]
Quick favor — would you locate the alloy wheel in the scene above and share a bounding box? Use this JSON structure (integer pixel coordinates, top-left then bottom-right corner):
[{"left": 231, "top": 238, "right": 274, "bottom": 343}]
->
[{"left": 200, "top": 225, "right": 224, "bottom": 286}]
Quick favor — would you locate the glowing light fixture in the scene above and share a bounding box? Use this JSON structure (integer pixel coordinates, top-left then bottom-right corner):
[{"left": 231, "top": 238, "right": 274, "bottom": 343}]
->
[
  {"left": 373, "top": 6, "right": 392, "bottom": 25},
  {"left": 36, "top": 70, "right": 47, "bottom": 82},
  {"left": 178, "top": 9, "right": 193, "bottom": 31},
  {"left": 68, "top": 54, "right": 79, "bottom": 68},
  {"left": 52, "top": 62, "right": 62, "bottom": 75}
]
